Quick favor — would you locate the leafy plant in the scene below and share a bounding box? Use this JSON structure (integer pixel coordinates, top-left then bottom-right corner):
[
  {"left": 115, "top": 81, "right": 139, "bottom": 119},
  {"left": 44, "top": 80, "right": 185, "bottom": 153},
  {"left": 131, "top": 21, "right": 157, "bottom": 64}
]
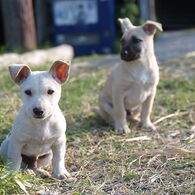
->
[
  {"left": 115, "top": 0, "right": 141, "bottom": 52},
  {"left": 117, "top": 0, "right": 141, "bottom": 26}
]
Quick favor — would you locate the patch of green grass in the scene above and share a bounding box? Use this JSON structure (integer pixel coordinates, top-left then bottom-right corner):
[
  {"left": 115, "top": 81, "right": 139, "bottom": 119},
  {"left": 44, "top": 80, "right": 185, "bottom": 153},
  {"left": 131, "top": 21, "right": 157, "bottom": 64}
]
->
[
  {"left": 0, "top": 163, "right": 43, "bottom": 194},
  {"left": 0, "top": 55, "right": 194, "bottom": 194},
  {"left": 73, "top": 54, "right": 109, "bottom": 63},
  {"left": 156, "top": 77, "right": 195, "bottom": 112}
]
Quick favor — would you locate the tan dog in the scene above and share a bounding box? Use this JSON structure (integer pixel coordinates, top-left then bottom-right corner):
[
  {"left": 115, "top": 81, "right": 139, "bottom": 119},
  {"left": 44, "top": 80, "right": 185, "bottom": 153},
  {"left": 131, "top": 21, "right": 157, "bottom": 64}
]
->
[{"left": 97, "top": 18, "right": 162, "bottom": 134}]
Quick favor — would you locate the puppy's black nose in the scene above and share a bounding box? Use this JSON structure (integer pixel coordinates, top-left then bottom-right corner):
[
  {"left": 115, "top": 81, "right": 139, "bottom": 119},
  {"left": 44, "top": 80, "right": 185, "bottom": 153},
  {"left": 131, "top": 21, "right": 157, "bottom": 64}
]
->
[
  {"left": 122, "top": 50, "right": 128, "bottom": 57},
  {"left": 33, "top": 107, "right": 44, "bottom": 117}
]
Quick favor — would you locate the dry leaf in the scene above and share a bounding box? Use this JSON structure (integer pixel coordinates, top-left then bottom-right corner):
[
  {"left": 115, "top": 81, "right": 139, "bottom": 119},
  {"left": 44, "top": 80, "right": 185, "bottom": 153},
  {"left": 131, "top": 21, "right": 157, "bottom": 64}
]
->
[
  {"left": 149, "top": 174, "right": 161, "bottom": 184},
  {"left": 190, "top": 125, "right": 195, "bottom": 132},
  {"left": 14, "top": 177, "right": 29, "bottom": 195},
  {"left": 125, "top": 136, "right": 151, "bottom": 142},
  {"left": 36, "top": 186, "right": 47, "bottom": 194},
  {"left": 169, "top": 131, "right": 180, "bottom": 138},
  {"left": 137, "top": 146, "right": 195, "bottom": 157}
]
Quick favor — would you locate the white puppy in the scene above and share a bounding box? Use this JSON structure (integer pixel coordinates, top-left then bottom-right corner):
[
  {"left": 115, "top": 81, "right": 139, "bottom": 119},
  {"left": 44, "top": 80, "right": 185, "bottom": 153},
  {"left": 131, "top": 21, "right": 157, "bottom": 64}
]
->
[{"left": 0, "top": 60, "right": 70, "bottom": 179}]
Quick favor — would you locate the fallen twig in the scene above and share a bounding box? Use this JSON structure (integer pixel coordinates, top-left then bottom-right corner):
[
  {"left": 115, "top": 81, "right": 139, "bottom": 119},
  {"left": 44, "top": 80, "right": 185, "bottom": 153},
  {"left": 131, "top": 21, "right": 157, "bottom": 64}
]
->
[
  {"left": 154, "top": 111, "right": 188, "bottom": 125},
  {"left": 125, "top": 136, "right": 151, "bottom": 142},
  {"left": 136, "top": 146, "right": 195, "bottom": 158}
]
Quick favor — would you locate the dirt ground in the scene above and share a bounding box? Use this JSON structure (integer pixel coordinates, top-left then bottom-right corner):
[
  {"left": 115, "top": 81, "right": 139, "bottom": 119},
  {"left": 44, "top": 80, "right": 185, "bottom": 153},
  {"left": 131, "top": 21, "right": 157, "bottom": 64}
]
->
[{"left": 155, "top": 28, "right": 195, "bottom": 61}]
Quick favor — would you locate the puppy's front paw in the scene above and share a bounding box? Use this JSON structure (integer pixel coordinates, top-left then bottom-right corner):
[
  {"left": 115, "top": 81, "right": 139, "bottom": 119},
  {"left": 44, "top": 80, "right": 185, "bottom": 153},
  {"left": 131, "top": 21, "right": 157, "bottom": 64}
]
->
[
  {"left": 142, "top": 121, "right": 156, "bottom": 131},
  {"left": 35, "top": 168, "right": 51, "bottom": 178},
  {"left": 53, "top": 169, "right": 71, "bottom": 180},
  {"left": 25, "top": 168, "right": 51, "bottom": 178},
  {"left": 115, "top": 123, "right": 131, "bottom": 134},
  {"left": 25, "top": 169, "right": 36, "bottom": 176}
]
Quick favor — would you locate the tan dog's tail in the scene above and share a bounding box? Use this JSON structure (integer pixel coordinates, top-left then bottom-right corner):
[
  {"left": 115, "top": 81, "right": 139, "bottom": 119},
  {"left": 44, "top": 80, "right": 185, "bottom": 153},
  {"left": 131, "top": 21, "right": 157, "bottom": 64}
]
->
[
  {"left": 91, "top": 106, "right": 113, "bottom": 126},
  {"left": 91, "top": 106, "right": 103, "bottom": 117}
]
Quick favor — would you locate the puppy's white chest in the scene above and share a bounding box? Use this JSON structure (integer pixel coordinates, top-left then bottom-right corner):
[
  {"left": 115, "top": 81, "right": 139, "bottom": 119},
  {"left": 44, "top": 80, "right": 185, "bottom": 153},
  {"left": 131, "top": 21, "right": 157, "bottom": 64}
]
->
[
  {"left": 124, "top": 71, "right": 156, "bottom": 109},
  {"left": 22, "top": 134, "right": 57, "bottom": 156},
  {"left": 31, "top": 132, "right": 56, "bottom": 144},
  {"left": 124, "top": 86, "right": 149, "bottom": 108},
  {"left": 130, "top": 69, "right": 156, "bottom": 86},
  {"left": 22, "top": 142, "right": 52, "bottom": 156},
  {"left": 137, "top": 71, "right": 150, "bottom": 84},
  {"left": 21, "top": 123, "right": 61, "bottom": 156}
]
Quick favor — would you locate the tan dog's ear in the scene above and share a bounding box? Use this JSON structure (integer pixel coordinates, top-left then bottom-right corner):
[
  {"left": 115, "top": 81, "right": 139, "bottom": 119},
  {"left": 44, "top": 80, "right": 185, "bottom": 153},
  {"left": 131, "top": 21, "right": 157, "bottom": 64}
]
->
[
  {"left": 118, "top": 18, "right": 134, "bottom": 33},
  {"left": 142, "top": 20, "right": 163, "bottom": 35},
  {"left": 9, "top": 64, "right": 31, "bottom": 85},
  {"left": 49, "top": 60, "right": 70, "bottom": 84}
]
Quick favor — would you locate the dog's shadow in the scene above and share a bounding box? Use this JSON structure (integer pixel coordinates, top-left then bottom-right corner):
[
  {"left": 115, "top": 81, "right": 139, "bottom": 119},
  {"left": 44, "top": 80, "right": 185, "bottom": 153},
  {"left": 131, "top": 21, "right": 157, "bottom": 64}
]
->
[
  {"left": 66, "top": 112, "right": 141, "bottom": 139},
  {"left": 66, "top": 114, "right": 113, "bottom": 138}
]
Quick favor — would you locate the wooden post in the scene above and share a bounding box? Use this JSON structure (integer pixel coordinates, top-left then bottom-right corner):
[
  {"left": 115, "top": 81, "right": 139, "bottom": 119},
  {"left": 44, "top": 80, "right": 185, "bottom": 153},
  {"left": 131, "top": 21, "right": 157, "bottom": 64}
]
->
[
  {"left": 149, "top": 0, "right": 157, "bottom": 21},
  {"left": 138, "top": 0, "right": 157, "bottom": 21},
  {"left": 34, "top": 0, "right": 50, "bottom": 45},
  {"left": 17, "top": 0, "right": 37, "bottom": 50},
  {"left": 1, "top": 0, "right": 37, "bottom": 50}
]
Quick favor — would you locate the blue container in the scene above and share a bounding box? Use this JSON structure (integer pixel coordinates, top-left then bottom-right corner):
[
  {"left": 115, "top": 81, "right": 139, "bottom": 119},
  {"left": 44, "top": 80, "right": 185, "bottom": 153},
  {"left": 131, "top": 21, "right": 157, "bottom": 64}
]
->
[{"left": 51, "top": 0, "right": 115, "bottom": 56}]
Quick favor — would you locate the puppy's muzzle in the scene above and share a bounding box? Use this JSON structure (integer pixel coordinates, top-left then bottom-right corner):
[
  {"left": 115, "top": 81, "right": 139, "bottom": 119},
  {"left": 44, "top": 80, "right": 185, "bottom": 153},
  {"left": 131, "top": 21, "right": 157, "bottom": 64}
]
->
[
  {"left": 33, "top": 107, "right": 45, "bottom": 119},
  {"left": 120, "top": 48, "right": 141, "bottom": 62}
]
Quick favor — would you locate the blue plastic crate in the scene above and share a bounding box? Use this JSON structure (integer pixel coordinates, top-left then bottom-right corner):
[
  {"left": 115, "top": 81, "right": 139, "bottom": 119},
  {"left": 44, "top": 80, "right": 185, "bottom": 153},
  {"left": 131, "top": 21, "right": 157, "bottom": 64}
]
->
[{"left": 51, "top": 0, "right": 115, "bottom": 56}]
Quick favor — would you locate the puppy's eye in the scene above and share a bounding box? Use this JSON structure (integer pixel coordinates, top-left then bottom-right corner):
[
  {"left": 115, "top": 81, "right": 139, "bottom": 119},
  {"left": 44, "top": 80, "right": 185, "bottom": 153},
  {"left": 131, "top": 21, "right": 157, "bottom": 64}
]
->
[
  {"left": 132, "top": 36, "right": 142, "bottom": 43},
  {"left": 25, "top": 90, "right": 32, "bottom": 96},
  {"left": 47, "top": 89, "right": 54, "bottom": 95}
]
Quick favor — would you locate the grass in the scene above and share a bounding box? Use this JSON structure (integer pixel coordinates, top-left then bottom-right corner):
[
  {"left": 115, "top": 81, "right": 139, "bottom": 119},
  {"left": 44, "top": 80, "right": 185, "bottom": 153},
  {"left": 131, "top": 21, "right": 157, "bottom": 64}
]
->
[{"left": 0, "top": 54, "right": 195, "bottom": 194}]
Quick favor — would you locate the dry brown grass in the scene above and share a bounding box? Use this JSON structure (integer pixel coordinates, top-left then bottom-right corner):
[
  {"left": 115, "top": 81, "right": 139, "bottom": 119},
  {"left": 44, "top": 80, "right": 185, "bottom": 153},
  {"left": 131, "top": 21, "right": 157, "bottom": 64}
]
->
[{"left": 0, "top": 54, "right": 194, "bottom": 194}]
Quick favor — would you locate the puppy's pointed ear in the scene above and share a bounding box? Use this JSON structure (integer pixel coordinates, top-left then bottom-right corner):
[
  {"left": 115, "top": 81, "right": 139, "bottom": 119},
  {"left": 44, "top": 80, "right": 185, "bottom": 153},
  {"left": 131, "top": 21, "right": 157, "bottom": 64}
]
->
[
  {"left": 118, "top": 18, "right": 134, "bottom": 33},
  {"left": 9, "top": 64, "right": 31, "bottom": 85},
  {"left": 49, "top": 60, "right": 70, "bottom": 84},
  {"left": 142, "top": 20, "right": 163, "bottom": 35}
]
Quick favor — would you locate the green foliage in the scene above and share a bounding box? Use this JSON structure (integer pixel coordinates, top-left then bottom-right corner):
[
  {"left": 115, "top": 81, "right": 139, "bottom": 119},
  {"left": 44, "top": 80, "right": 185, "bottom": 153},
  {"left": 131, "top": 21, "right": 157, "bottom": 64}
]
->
[
  {"left": 0, "top": 163, "right": 41, "bottom": 194},
  {"left": 117, "top": 0, "right": 141, "bottom": 26},
  {"left": 115, "top": 1, "right": 141, "bottom": 52}
]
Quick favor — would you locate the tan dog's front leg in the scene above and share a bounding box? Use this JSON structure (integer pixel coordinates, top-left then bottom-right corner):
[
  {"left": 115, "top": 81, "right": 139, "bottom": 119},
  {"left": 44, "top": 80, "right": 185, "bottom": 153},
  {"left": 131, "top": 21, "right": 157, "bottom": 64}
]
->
[
  {"left": 112, "top": 89, "right": 130, "bottom": 134},
  {"left": 141, "top": 90, "right": 156, "bottom": 131},
  {"left": 52, "top": 137, "right": 70, "bottom": 179}
]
